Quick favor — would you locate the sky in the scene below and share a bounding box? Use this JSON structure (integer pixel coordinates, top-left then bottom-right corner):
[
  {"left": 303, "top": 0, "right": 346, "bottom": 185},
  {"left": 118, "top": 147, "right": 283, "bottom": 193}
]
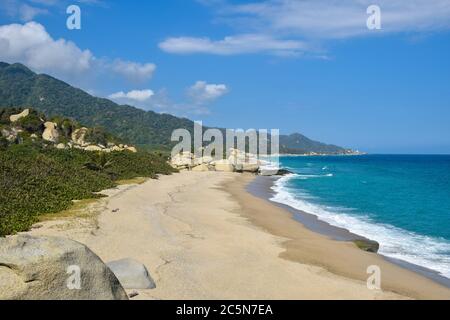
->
[{"left": 0, "top": 0, "right": 450, "bottom": 154}]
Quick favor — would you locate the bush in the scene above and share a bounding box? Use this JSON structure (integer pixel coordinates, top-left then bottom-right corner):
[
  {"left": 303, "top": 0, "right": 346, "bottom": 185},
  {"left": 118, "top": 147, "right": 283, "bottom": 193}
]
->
[{"left": 0, "top": 145, "right": 176, "bottom": 236}]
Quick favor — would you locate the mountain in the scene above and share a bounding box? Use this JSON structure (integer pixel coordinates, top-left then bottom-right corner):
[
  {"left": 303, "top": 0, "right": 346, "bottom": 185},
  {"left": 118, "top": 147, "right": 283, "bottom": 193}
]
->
[{"left": 0, "top": 62, "right": 353, "bottom": 154}]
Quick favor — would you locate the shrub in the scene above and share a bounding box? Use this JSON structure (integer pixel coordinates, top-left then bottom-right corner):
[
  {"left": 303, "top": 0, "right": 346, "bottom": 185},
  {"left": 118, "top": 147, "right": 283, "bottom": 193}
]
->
[{"left": 0, "top": 145, "right": 176, "bottom": 236}]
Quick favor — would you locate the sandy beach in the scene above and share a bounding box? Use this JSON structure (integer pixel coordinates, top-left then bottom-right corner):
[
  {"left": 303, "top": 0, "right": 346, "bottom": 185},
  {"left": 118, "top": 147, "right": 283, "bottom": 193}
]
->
[{"left": 24, "top": 171, "right": 450, "bottom": 300}]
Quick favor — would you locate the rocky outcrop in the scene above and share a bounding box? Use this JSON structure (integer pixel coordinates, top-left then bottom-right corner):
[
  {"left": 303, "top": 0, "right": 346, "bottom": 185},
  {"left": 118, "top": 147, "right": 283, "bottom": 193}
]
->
[
  {"left": 353, "top": 239, "right": 380, "bottom": 253},
  {"left": 1, "top": 108, "right": 139, "bottom": 153},
  {"left": 42, "top": 122, "right": 59, "bottom": 143},
  {"left": 0, "top": 235, "right": 128, "bottom": 300},
  {"left": 213, "top": 159, "right": 236, "bottom": 172},
  {"left": 71, "top": 127, "right": 89, "bottom": 146},
  {"left": 9, "top": 109, "right": 30, "bottom": 122},
  {"left": 171, "top": 149, "right": 266, "bottom": 174},
  {"left": 171, "top": 152, "right": 194, "bottom": 170},
  {"left": 107, "top": 258, "right": 156, "bottom": 290},
  {"left": 84, "top": 145, "right": 103, "bottom": 152}
]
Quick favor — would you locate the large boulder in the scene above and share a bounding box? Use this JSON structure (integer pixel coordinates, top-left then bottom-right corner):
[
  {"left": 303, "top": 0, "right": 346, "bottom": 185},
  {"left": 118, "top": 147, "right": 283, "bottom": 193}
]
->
[
  {"left": 9, "top": 109, "right": 30, "bottom": 122},
  {"left": 107, "top": 258, "right": 156, "bottom": 290},
  {"left": 171, "top": 152, "right": 194, "bottom": 168},
  {"left": 242, "top": 163, "right": 260, "bottom": 173},
  {"left": 213, "top": 159, "right": 235, "bottom": 172},
  {"left": 71, "top": 127, "right": 89, "bottom": 146},
  {"left": 42, "top": 122, "right": 59, "bottom": 143},
  {"left": 126, "top": 146, "right": 137, "bottom": 153},
  {"left": 0, "top": 235, "right": 128, "bottom": 300}
]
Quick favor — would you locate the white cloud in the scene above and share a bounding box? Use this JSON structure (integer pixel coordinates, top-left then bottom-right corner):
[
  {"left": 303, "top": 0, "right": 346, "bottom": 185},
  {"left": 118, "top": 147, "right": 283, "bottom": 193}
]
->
[
  {"left": 111, "top": 60, "right": 156, "bottom": 82},
  {"left": 108, "top": 89, "right": 154, "bottom": 102},
  {"left": 228, "top": 0, "right": 450, "bottom": 39},
  {"left": 188, "top": 81, "right": 229, "bottom": 104},
  {"left": 19, "top": 4, "right": 49, "bottom": 21},
  {"left": 162, "top": 0, "right": 450, "bottom": 56},
  {"left": 159, "top": 33, "right": 306, "bottom": 56},
  {"left": 0, "top": 22, "right": 156, "bottom": 83},
  {"left": 0, "top": 22, "right": 92, "bottom": 74}
]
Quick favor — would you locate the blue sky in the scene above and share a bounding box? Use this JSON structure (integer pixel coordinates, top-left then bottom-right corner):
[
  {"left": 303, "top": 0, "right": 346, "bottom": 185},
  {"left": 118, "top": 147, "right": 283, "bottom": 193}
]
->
[{"left": 1, "top": 0, "right": 450, "bottom": 153}]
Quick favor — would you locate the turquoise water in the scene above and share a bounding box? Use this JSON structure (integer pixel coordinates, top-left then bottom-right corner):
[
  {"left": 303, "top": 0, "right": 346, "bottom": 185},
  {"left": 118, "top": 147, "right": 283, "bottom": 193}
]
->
[{"left": 271, "top": 155, "right": 450, "bottom": 278}]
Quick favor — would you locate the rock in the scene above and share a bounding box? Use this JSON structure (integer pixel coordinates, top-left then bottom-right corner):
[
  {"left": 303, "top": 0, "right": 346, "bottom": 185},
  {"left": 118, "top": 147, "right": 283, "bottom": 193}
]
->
[
  {"left": 0, "top": 235, "right": 128, "bottom": 300},
  {"left": 171, "top": 152, "right": 194, "bottom": 168},
  {"left": 192, "top": 164, "right": 211, "bottom": 172},
  {"left": 84, "top": 145, "right": 103, "bottom": 152},
  {"left": 213, "top": 159, "right": 235, "bottom": 172},
  {"left": 106, "top": 258, "right": 156, "bottom": 290},
  {"left": 56, "top": 143, "right": 66, "bottom": 150},
  {"left": 259, "top": 168, "right": 279, "bottom": 176},
  {"left": 276, "top": 169, "right": 293, "bottom": 176},
  {"left": 1, "top": 128, "right": 9, "bottom": 137},
  {"left": 71, "top": 127, "right": 89, "bottom": 146},
  {"left": 9, "top": 109, "right": 30, "bottom": 122},
  {"left": 111, "top": 146, "right": 122, "bottom": 152},
  {"left": 126, "top": 146, "right": 137, "bottom": 153},
  {"left": 242, "top": 163, "right": 260, "bottom": 173},
  {"left": 353, "top": 239, "right": 380, "bottom": 253},
  {"left": 193, "top": 156, "right": 213, "bottom": 166},
  {"left": 42, "top": 122, "right": 59, "bottom": 143}
]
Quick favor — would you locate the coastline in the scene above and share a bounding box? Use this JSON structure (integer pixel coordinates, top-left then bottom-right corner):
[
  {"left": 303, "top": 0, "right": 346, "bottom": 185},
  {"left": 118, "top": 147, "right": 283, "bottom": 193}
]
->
[
  {"left": 23, "top": 171, "right": 450, "bottom": 299},
  {"left": 229, "top": 174, "right": 450, "bottom": 299},
  {"left": 248, "top": 175, "right": 450, "bottom": 289}
]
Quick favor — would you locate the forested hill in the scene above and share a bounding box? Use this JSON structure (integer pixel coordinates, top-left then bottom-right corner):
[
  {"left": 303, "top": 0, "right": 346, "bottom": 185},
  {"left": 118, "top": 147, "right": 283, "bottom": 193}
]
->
[{"left": 0, "top": 62, "right": 352, "bottom": 154}]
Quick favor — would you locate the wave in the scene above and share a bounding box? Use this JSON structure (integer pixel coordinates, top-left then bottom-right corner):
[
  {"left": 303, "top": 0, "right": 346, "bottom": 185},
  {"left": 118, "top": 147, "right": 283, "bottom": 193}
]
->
[
  {"left": 297, "top": 173, "right": 333, "bottom": 179},
  {"left": 270, "top": 174, "right": 450, "bottom": 279}
]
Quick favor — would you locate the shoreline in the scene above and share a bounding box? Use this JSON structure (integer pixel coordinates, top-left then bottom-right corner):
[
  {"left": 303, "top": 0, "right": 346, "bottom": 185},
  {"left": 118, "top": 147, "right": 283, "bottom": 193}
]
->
[
  {"left": 247, "top": 175, "right": 450, "bottom": 289},
  {"left": 225, "top": 173, "right": 450, "bottom": 299},
  {"left": 23, "top": 172, "right": 450, "bottom": 299}
]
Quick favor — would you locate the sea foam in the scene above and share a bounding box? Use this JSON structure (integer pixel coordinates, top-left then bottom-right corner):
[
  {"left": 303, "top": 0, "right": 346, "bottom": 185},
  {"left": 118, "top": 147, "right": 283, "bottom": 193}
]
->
[{"left": 270, "top": 174, "right": 450, "bottom": 279}]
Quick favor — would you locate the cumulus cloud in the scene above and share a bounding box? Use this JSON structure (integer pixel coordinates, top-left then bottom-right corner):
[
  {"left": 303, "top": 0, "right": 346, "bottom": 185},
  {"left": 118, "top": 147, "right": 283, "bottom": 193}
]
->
[
  {"left": 108, "top": 82, "right": 228, "bottom": 116},
  {"left": 188, "top": 81, "right": 229, "bottom": 104},
  {"left": 111, "top": 60, "right": 156, "bottom": 82},
  {"left": 0, "top": 22, "right": 156, "bottom": 82},
  {"left": 0, "top": 22, "right": 92, "bottom": 74},
  {"left": 159, "top": 34, "right": 306, "bottom": 56},
  {"left": 108, "top": 89, "right": 154, "bottom": 102}
]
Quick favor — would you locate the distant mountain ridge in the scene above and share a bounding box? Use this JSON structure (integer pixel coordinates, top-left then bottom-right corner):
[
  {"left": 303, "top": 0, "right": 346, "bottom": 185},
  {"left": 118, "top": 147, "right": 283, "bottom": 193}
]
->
[{"left": 0, "top": 62, "right": 354, "bottom": 154}]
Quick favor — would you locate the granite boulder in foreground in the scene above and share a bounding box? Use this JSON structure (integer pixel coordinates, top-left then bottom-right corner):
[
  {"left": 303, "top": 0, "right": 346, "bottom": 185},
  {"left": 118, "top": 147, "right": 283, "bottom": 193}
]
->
[
  {"left": 0, "top": 235, "right": 128, "bottom": 300},
  {"left": 107, "top": 258, "right": 156, "bottom": 289}
]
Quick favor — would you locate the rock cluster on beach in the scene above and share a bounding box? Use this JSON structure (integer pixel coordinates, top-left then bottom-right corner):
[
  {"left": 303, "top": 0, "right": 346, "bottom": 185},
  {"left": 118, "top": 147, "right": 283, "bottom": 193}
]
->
[
  {"left": 170, "top": 149, "right": 290, "bottom": 176},
  {"left": 0, "top": 235, "right": 128, "bottom": 300},
  {"left": 1, "top": 108, "right": 137, "bottom": 153}
]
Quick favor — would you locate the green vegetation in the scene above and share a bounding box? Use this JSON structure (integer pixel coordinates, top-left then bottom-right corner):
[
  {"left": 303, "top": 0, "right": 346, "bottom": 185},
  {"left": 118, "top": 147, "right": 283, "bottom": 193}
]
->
[
  {"left": 0, "top": 62, "right": 351, "bottom": 154},
  {"left": 0, "top": 144, "right": 176, "bottom": 236}
]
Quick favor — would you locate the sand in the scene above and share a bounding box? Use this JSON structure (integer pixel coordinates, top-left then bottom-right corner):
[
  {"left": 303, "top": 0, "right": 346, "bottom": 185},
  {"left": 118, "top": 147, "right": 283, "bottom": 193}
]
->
[{"left": 25, "top": 171, "right": 450, "bottom": 300}]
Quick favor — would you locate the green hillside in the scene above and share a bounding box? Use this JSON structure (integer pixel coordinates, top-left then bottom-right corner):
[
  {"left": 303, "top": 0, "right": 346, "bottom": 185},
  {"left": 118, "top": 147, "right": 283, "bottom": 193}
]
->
[{"left": 0, "top": 62, "right": 352, "bottom": 154}]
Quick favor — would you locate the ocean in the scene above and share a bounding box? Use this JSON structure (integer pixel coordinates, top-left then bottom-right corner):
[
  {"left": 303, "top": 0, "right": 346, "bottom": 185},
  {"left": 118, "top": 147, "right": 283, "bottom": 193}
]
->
[{"left": 270, "top": 155, "right": 450, "bottom": 279}]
